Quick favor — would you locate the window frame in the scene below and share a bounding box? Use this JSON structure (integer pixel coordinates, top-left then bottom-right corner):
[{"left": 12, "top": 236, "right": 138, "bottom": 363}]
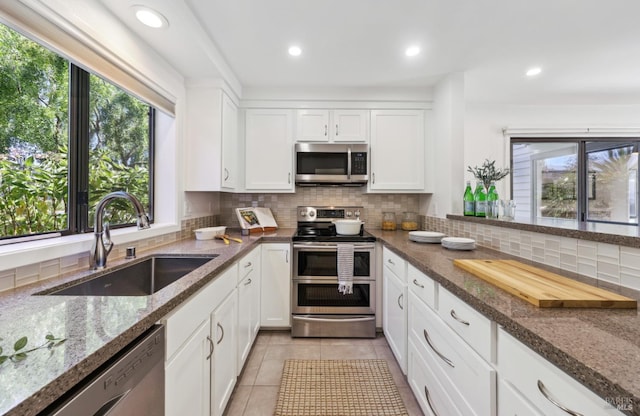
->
[{"left": 511, "top": 137, "right": 640, "bottom": 227}]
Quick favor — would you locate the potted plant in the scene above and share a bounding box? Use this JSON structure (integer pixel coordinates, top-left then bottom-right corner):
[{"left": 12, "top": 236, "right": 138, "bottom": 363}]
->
[{"left": 467, "top": 159, "right": 510, "bottom": 192}]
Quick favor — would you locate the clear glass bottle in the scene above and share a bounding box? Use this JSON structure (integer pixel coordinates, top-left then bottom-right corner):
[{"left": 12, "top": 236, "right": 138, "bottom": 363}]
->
[
  {"left": 382, "top": 212, "right": 397, "bottom": 230},
  {"left": 401, "top": 212, "right": 418, "bottom": 230},
  {"left": 463, "top": 180, "right": 475, "bottom": 216}
]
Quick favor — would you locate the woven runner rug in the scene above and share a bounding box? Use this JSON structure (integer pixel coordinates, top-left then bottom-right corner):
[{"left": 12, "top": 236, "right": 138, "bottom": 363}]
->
[{"left": 274, "top": 359, "right": 409, "bottom": 416}]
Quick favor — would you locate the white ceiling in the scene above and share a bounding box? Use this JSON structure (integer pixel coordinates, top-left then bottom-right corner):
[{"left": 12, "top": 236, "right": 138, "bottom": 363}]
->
[{"left": 100, "top": 0, "right": 640, "bottom": 103}]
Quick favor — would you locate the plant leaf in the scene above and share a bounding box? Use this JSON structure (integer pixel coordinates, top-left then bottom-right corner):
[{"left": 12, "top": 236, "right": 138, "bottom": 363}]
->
[
  {"left": 14, "top": 337, "right": 28, "bottom": 351},
  {"left": 45, "top": 334, "right": 55, "bottom": 341},
  {"left": 12, "top": 352, "right": 28, "bottom": 362},
  {"left": 0, "top": 356, "right": 7, "bottom": 365}
]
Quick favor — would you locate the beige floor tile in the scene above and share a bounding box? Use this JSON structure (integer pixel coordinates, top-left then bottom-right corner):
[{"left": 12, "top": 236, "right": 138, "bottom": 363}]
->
[
  {"left": 398, "top": 385, "right": 425, "bottom": 416},
  {"left": 263, "top": 344, "right": 321, "bottom": 361},
  {"left": 320, "top": 337, "right": 380, "bottom": 346},
  {"left": 320, "top": 344, "right": 378, "bottom": 359},
  {"left": 254, "top": 359, "right": 285, "bottom": 386},
  {"left": 238, "top": 344, "right": 267, "bottom": 386},
  {"left": 254, "top": 331, "right": 272, "bottom": 345},
  {"left": 241, "top": 386, "right": 280, "bottom": 416},
  {"left": 374, "top": 345, "right": 408, "bottom": 387},
  {"left": 222, "top": 385, "right": 252, "bottom": 416}
]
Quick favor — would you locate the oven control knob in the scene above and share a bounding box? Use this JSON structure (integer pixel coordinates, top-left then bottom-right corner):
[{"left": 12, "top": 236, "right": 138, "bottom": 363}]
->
[
  {"left": 299, "top": 210, "right": 307, "bottom": 217},
  {"left": 346, "top": 211, "right": 353, "bottom": 218},
  {"left": 354, "top": 210, "right": 361, "bottom": 218},
  {"left": 309, "top": 211, "right": 315, "bottom": 218}
]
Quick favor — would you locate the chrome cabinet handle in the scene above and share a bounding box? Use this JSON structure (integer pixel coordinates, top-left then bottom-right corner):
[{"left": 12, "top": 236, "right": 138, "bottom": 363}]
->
[
  {"left": 217, "top": 323, "right": 224, "bottom": 345},
  {"left": 224, "top": 168, "right": 229, "bottom": 180},
  {"left": 387, "top": 258, "right": 395, "bottom": 265},
  {"left": 244, "top": 261, "right": 252, "bottom": 268},
  {"left": 206, "top": 335, "right": 214, "bottom": 360},
  {"left": 244, "top": 278, "right": 252, "bottom": 286},
  {"left": 397, "top": 293, "right": 403, "bottom": 310},
  {"left": 424, "top": 386, "right": 440, "bottom": 416},
  {"left": 537, "top": 380, "right": 583, "bottom": 416},
  {"left": 324, "top": 124, "right": 328, "bottom": 136},
  {"left": 423, "top": 329, "right": 454, "bottom": 368},
  {"left": 372, "top": 172, "right": 375, "bottom": 184},
  {"left": 335, "top": 124, "right": 339, "bottom": 136},
  {"left": 288, "top": 172, "right": 291, "bottom": 184},
  {"left": 413, "top": 279, "right": 424, "bottom": 288},
  {"left": 450, "top": 309, "right": 470, "bottom": 326}
]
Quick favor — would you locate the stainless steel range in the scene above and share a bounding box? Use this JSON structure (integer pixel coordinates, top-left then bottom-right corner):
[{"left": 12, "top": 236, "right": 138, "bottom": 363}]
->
[{"left": 291, "top": 206, "right": 376, "bottom": 338}]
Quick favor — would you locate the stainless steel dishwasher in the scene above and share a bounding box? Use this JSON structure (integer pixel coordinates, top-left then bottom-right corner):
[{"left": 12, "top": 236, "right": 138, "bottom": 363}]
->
[{"left": 45, "top": 325, "right": 165, "bottom": 416}]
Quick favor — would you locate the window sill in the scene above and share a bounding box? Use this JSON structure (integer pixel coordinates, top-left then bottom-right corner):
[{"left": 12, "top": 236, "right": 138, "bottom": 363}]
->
[
  {"left": 0, "top": 223, "right": 180, "bottom": 271},
  {"left": 446, "top": 214, "right": 640, "bottom": 249}
]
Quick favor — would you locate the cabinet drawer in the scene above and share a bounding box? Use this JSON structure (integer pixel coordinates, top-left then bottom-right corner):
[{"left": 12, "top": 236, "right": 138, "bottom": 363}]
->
[
  {"left": 408, "top": 339, "right": 464, "bottom": 416},
  {"left": 407, "top": 263, "right": 436, "bottom": 309},
  {"left": 498, "top": 379, "right": 543, "bottom": 416},
  {"left": 165, "top": 263, "right": 238, "bottom": 360},
  {"left": 410, "top": 292, "right": 496, "bottom": 416},
  {"left": 238, "top": 246, "right": 261, "bottom": 282},
  {"left": 383, "top": 247, "right": 406, "bottom": 281},
  {"left": 438, "top": 286, "right": 494, "bottom": 362},
  {"left": 498, "top": 328, "right": 625, "bottom": 416}
]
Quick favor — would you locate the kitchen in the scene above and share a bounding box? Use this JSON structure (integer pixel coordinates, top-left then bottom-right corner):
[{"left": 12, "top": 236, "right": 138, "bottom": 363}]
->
[{"left": 1, "top": 0, "right": 640, "bottom": 415}]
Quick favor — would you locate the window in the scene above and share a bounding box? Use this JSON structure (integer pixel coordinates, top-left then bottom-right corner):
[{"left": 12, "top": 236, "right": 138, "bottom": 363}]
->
[
  {"left": 0, "top": 23, "right": 154, "bottom": 242},
  {"left": 511, "top": 138, "right": 639, "bottom": 226}
]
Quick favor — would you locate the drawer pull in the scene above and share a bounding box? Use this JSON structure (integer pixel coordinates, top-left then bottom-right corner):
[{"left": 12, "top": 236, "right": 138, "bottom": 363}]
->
[
  {"left": 217, "top": 323, "right": 225, "bottom": 345},
  {"left": 244, "top": 261, "right": 252, "bottom": 268},
  {"left": 423, "top": 329, "right": 454, "bottom": 368},
  {"left": 387, "top": 258, "right": 395, "bottom": 265},
  {"left": 537, "top": 380, "right": 584, "bottom": 416},
  {"left": 424, "top": 386, "right": 440, "bottom": 416},
  {"left": 244, "top": 278, "right": 252, "bottom": 286},
  {"left": 450, "top": 309, "right": 470, "bottom": 326},
  {"left": 413, "top": 279, "right": 424, "bottom": 288},
  {"left": 397, "top": 293, "right": 404, "bottom": 310}
]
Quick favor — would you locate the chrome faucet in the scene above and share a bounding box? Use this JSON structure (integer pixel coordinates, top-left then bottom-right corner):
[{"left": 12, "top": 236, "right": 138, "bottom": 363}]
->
[{"left": 90, "top": 191, "right": 150, "bottom": 269}]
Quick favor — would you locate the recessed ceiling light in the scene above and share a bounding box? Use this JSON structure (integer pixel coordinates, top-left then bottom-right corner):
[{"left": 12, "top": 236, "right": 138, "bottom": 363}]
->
[
  {"left": 288, "top": 46, "right": 302, "bottom": 57},
  {"left": 405, "top": 46, "right": 420, "bottom": 57},
  {"left": 526, "top": 67, "right": 542, "bottom": 77},
  {"left": 133, "top": 5, "right": 169, "bottom": 29}
]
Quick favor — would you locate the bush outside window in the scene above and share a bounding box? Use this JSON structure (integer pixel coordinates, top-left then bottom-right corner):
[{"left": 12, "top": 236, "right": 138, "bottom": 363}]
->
[{"left": 0, "top": 23, "right": 153, "bottom": 241}]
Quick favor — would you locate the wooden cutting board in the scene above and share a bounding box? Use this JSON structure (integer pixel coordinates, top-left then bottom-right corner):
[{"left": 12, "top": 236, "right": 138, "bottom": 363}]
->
[{"left": 453, "top": 259, "right": 637, "bottom": 308}]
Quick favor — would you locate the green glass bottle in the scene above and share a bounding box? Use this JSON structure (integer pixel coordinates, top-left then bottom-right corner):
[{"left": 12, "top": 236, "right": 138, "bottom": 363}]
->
[
  {"left": 487, "top": 182, "right": 498, "bottom": 202},
  {"left": 463, "top": 181, "right": 475, "bottom": 216},
  {"left": 474, "top": 181, "right": 486, "bottom": 217}
]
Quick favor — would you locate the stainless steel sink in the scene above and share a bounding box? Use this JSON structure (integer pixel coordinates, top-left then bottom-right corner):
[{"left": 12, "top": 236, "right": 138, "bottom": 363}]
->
[{"left": 45, "top": 255, "right": 218, "bottom": 296}]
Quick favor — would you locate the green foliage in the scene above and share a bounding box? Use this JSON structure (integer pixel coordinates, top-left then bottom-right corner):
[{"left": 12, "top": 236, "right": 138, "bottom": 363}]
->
[
  {"left": 467, "top": 159, "right": 510, "bottom": 191},
  {"left": 0, "top": 333, "right": 66, "bottom": 366}
]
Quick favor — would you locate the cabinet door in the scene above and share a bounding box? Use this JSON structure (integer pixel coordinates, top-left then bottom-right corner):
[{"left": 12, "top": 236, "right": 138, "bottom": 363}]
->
[
  {"left": 212, "top": 290, "right": 238, "bottom": 416},
  {"left": 383, "top": 267, "right": 407, "bottom": 374},
  {"left": 261, "top": 243, "right": 291, "bottom": 327},
  {"left": 237, "top": 274, "right": 252, "bottom": 374},
  {"left": 221, "top": 93, "right": 238, "bottom": 190},
  {"left": 296, "top": 109, "right": 329, "bottom": 142},
  {"left": 245, "top": 109, "right": 294, "bottom": 191},
  {"left": 165, "top": 320, "right": 211, "bottom": 416},
  {"left": 332, "top": 110, "right": 368, "bottom": 142},
  {"left": 370, "top": 109, "right": 425, "bottom": 190}
]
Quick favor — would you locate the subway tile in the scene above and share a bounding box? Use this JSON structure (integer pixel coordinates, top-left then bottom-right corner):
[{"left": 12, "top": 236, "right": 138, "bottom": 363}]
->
[
  {"left": 620, "top": 246, "right": 640, "bottom": 270},
  {"left": 578, "top": 263, "right": 597, "bottom": 279},
  {"left": 596, "top": 242, "right": 619, "bottom": 262},
  {"left": 596, "top": 260, "right": 620, "bottom": 284},
  {"left": 16, "top": 263, "right": 39, "bottom": 286},
  {"left": 0, "top": 269, "right": 15, "bottom": 292},
  {"left": 40, "top": 259, "right": 60, "bottom": 281},
  {"left": 620, "top": 269, "right": 640, "bottom": 291}
]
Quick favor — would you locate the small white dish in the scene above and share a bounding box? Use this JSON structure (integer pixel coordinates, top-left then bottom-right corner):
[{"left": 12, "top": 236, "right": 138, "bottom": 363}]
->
[
  {"left": 195, "top": 226, "right": 226, "bottom": 240},
  {"left": 409, "top": 231, "right": 446, "bottom": 243},
  {"left": 441, "top": 237, "right": 476, "bottom": 250}
]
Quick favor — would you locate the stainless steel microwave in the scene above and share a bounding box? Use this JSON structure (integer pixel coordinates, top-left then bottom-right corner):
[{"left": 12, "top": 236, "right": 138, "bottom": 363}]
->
[{"left": 295, "top": 143, "right": 368, "bottom": 186}]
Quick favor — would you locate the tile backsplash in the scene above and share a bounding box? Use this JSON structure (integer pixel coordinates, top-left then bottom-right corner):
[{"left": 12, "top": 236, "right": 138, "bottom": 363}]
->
[
  {"left": 218, "top": 188, "right": 421, "bottom": 228},
  {"left": 425, "top": 215, "right": 640, "bottom": 291}
]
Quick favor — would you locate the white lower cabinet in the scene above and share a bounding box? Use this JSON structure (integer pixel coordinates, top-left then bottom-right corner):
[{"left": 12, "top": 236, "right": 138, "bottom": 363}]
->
[
  {"left": 237, "top": 246, "right": 261, "bottom": 373},
  {"left": 383, "top": 262, "right": 407, "bottom": 374},
  {"left": 498, "top": 379, "right": 543, "bottom": 416},
  {"left": 260, "top": 243, "right": 291, "bottom": 327},
  {"left": 211, "top": 290, "right": 238, "bottom": 416},
  {"left": 165, "top": 320, "right": 211, "bottom": 416},
  {"left": 164, "top": 264, "right": 238, "bottom": 416},
  {"left": 409, "top": 291, "right": 496, "bottom": 415},
  {"left": 498, "top": 328, "right": 625, "bottom": 416}
]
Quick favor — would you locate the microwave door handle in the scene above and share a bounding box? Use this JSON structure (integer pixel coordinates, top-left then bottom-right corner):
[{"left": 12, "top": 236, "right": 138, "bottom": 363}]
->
[{"left": 347, "top": 146, "right": 352, "bottom": 180}]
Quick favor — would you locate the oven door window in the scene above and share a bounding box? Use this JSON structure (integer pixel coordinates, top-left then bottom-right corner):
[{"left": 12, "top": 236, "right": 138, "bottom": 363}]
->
[
  {"left": 297, "top": 251, "right": 370, "bottom": 277},
  {"left": 296, "top": 152, "right": 348, "bottom": 175},
  {"left": 297, "top": 283, "right": 371, "bottom": 307}
]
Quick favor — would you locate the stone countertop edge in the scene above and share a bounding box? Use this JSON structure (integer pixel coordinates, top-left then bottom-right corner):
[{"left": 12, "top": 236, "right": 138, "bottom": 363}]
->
[
  {"left": 370, "top": 229, "right": 640, "bottom": 416},
  {"left": 0, "top": 229, "right": 295, "bottom": 416}
]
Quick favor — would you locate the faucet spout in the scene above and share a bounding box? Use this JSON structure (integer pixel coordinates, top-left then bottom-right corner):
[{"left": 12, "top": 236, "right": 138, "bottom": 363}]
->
[{"left": 90, "top": 191, "right": 150, "bottom": 270}]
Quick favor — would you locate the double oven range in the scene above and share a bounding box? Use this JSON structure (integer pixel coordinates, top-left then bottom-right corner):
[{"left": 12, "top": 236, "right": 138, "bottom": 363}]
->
[{"left": 292, "top": 206, "right": 376, "bottom": 338}]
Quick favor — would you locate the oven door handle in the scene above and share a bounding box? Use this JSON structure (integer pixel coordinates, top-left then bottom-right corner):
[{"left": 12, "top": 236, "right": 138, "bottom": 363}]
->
[
  {"left": 292, "top": 316, "right": 375, "bottom": 323},
  {"left": 293, "top": 243, "right": 376, "bottom": 250}
]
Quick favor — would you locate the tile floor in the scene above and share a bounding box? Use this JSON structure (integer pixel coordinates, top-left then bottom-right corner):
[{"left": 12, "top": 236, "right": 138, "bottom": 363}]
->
[{"left": 224, "top": 330, "right": 424, "bottom": 416}]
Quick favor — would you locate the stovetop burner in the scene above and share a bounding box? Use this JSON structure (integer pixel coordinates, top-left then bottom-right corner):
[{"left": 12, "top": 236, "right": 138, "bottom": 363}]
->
[{"left": 292, "top": 206, "right": 376, "bottom": 243}]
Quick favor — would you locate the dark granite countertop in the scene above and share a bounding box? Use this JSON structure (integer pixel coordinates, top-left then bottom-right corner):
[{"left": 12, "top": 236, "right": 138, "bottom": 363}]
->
[
  {"left": 0, "top": 229, "right": 295, "bottom": 416},
  {"left": 370, "top": 229, "right": 640, "bottom": 416},
  {"left": 2, "top": 227, "right": 639, "bottom": 415}
]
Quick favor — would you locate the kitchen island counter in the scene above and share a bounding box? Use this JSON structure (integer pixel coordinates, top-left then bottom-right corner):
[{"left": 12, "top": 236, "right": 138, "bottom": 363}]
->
[
  {"left": 370, "top": 229, "right": 640, "bottom": 416},
  {"left": 0, "top": 229, "right": 295, "bottom": 416}
]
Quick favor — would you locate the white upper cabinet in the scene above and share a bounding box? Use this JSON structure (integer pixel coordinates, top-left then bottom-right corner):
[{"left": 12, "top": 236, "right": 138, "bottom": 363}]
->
[
  {"left": 185, "top": 87, "right": 238, "bottom": 192},
  {"left": 245, "top": 109, "right": 294, "bottom": 192},
  {"left": 296, "top": 109, "right": 368, "bottom": 142},
  {"left": 369, "top": 109, "right": 425, "bottom": 191}
]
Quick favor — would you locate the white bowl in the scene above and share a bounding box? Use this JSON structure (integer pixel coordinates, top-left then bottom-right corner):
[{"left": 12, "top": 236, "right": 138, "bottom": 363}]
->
[
  {"left": 194, "top": 226, "right": 226, "bottom": 240},
  {"left": 333, "top": 219, "right": 364, "bottom": 235}
]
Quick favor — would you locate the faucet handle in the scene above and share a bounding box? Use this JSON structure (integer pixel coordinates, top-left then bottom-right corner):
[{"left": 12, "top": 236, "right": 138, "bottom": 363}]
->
[{"left": 103, "top": 222, "right": 114, "bottom": 255}]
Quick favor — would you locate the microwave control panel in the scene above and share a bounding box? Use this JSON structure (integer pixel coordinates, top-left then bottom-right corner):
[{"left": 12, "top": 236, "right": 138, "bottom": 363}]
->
[{"left": 351, "top": 152, "right": 367, "bottom": 175}]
